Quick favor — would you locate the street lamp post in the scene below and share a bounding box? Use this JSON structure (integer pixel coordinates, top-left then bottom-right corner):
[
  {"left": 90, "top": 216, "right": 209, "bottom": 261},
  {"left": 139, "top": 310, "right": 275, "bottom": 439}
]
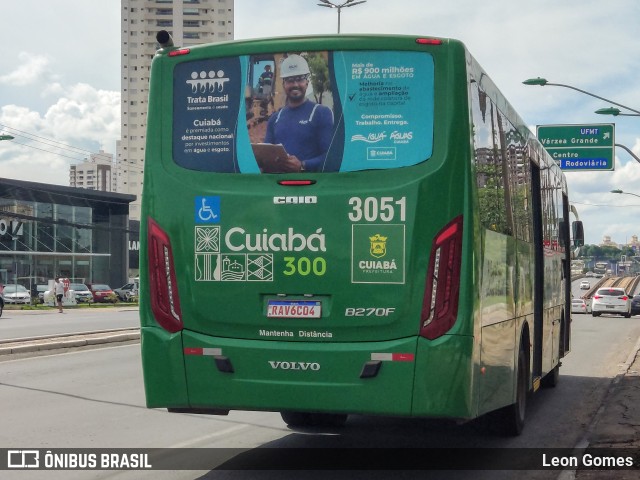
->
[
  {"left": 0, "top": 134, "right": 15, "bottom": 141},
  {"left": 595, "top": 107, "right": 640, "bottom": 117},
  {"left": 317, "top": 0, "right": 367, "bottom": 33},
  {"left": 613, "top": 144, "right": 640, "bottom": 165},
  {"left": 522, "top": 77, "right": 640, "bottom": 116},
  {"left": 611, "top": 189, "right": 640, "bottom": 200}
]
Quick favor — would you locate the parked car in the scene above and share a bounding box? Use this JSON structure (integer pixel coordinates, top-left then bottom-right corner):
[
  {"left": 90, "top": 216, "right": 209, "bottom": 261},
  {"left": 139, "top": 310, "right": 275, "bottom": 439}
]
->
[
  {"left": 571, "top": 298, "right": 591, "bottom": 314},
  {"left": 70, "top": 283, "right": 94, "bottom": 303},
  {"left": 34, "top": 284, "right": 49, "bottom": 303},
  {"left": 114, "top": 282, "right": 138, "bottom": 302},
  {"left": 591, "top": 288, "right": 631, "bottom": 318},
  {"left": 631, "top": 295, "right": 640, "bottom": 316},
  {"left": 2, "top": 284, "right": 31, "bottom": 304},
  {"left": 579, "top": 280, "right": 590, "bottom": 290},
  {"left": 87, "top": 283, "right": 118, "bottom": 303}
]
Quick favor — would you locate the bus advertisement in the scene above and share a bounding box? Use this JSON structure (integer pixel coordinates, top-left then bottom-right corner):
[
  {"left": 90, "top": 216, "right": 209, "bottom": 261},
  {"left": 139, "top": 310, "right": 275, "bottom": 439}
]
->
[{"left": 139, "top": 32, "right": 584, "bottom": 435}]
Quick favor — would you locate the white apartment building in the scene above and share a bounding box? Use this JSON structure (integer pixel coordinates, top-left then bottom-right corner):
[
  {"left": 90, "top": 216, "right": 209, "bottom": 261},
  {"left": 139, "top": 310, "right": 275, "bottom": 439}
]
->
[
  {"left": 69, "top": 150, "right": 116, "bottom": 192},
  {"left": 118, "top": 0, "right": 234, "bottom": 219}
]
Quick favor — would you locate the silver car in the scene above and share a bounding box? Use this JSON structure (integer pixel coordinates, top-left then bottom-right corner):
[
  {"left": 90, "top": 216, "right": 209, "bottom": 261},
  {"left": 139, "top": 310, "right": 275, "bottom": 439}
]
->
[
  {"left": 571, "top": 298, "right": 591, "bottom": 314},
  {"left": 2, "top": 284, "right": 31, "bottom": 304},
  {"left": 591, "top": 288, "right": 631, "bottom": 318}
]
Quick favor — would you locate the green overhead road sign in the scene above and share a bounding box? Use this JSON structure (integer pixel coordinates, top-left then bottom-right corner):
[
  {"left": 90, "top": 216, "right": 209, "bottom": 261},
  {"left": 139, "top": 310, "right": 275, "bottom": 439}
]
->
[{"left": 536, "top": 123, "right": 615, "bottom": 171}]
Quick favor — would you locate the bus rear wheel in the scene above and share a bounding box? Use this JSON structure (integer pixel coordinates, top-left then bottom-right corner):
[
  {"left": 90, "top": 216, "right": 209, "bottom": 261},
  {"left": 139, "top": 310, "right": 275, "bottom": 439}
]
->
[
  {"left": 494, "top": 344, "right": 528, "bottom": 436},
  {"left": 280, "top": 411, "right": 348, "bottom": 428}
]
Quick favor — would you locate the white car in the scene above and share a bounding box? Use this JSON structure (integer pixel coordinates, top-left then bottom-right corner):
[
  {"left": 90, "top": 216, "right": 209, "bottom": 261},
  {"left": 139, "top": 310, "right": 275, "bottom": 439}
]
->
[
  {"left": 591, "top": 288, "right": 631, "bottom": 318},
  {"left": 579, "top": 281, "right": 590, "bottom": 290},
  {"left": 571, "top": 298, "right": 591, "bottom": 314},
  {"left": 70, "top": 283, "right": 94, "bottom": 303},
  {"left": 2, "top": 284, "right": 31, "bottom": 304}
]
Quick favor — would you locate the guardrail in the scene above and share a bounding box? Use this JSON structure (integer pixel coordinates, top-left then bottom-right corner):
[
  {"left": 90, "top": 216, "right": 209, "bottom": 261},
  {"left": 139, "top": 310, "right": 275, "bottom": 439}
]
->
[{"left": 580, "top": 275, "right": 640, "bottom": 299}]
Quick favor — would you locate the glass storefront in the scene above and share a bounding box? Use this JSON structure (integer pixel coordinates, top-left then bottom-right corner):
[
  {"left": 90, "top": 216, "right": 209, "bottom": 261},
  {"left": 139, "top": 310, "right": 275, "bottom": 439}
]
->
[{"left": 0, "top": 178, "right": 135, "bottom": 295}]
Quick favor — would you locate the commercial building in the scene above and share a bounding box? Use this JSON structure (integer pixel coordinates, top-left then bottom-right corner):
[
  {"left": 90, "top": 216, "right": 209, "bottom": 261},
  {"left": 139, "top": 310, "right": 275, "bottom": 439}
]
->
[
  {"left": 0, "top": 177, "right": 135, "bottom": 294},
  {"left": 118, "top": 0, "right": 235, "bottom": 219}
]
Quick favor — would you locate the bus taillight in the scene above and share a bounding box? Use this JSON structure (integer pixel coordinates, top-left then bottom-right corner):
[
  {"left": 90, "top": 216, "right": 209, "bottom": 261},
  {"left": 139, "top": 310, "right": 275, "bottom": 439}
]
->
[
  {"left": 168, "top": 48, "right": 191, "bottom": 57},
  {"left": 420, "top": 216, "right": 463, "bottom": 340},
  {"left": 416, "top": 38, "right": 443, "bottom": 45},
  {"left": 147, "top": 217, "right": 183, "bottom": 333}
]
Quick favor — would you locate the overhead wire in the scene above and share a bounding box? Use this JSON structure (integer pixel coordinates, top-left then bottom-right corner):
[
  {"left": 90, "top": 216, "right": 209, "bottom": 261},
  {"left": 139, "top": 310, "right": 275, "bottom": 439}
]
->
[
  {"left": 571, "top": 200, "right": 640, "bottom": 208},
  {"left": 0, "top": 122, "right": 114, "bottom": 162},
  {"left": 6, "top": 138, "right": 92, "bottom": 162}
]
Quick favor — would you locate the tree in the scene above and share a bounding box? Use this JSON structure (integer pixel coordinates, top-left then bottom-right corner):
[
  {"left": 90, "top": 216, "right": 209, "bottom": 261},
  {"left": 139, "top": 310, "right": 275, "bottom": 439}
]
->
[
  {"left": 578, "top": 244, "right": 624, "bottom": 262},
  {"left": 306, "top": 53, "right": 331, "bottom": 105}
]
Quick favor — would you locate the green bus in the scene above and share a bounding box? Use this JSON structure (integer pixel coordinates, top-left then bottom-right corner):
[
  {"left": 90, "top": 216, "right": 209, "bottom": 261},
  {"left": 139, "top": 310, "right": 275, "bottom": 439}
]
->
[{"left": 140, "top": 31, "right": 583, "bottom": 435}]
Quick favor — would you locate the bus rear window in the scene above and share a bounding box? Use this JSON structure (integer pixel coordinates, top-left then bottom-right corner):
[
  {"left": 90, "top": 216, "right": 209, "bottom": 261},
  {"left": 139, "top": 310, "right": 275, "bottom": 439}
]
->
[{"left": 171, "top": 50, "right": 434, "bottom": 173}]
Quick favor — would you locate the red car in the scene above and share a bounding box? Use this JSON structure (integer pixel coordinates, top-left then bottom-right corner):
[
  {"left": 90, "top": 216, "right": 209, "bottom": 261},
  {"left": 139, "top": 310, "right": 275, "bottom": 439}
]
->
[{"left": 87, "top": 283, "right": 117, "bottom": 303}]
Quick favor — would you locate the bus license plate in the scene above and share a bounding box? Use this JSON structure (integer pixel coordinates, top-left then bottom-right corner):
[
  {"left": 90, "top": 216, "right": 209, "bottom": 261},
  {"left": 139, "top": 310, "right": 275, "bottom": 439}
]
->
[{"left": 267, "top": 300, "right": 321, "bottom": 319}]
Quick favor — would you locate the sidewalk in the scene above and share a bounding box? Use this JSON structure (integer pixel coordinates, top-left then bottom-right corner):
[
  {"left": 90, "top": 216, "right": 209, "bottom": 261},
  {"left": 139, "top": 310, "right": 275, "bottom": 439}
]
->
[{"left": 575, "top": 344, "right": 640, "bottom": 479}]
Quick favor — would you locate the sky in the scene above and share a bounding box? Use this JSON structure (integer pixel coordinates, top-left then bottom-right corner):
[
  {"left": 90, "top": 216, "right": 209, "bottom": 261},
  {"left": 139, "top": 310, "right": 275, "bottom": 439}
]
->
[{"left": 1, "top": 0, "right": 640, "bottom": 246}]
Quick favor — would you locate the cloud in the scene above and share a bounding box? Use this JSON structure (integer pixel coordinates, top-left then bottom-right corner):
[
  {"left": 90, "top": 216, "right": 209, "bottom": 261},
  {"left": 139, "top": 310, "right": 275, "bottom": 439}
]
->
[
  {"left": 44, "top": 83, "right": 120, "bottom": 145},
  {"left": 0, "top": 83, "right": 120, "bottom": 184},
  {"left": 0, "top": 52, "right": 57, "bottom": 86}
]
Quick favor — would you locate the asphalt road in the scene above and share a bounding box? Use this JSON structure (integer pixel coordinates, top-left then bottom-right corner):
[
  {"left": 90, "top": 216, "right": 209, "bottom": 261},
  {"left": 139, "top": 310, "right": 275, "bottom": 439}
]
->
[{"left": 0, "top": 306, "right": 140, "bottom": 341}]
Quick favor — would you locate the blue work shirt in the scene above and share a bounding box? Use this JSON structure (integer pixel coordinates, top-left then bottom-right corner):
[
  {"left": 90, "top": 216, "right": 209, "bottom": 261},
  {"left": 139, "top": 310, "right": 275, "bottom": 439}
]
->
[{"left": 264, "top": 100, "right": 334, "bottom": 172}]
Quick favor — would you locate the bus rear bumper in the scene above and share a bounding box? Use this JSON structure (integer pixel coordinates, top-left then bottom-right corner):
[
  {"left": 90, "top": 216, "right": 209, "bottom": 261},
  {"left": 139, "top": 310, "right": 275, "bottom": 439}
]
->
[
  {"left": 181, "top": 329, "right": 420, "bottom": 416},
  {"left": 142, "top": 327, "right": 421, "bottom": 416},
  {"left": 141, "top": 328, "right": 475, "bottom": 419}
]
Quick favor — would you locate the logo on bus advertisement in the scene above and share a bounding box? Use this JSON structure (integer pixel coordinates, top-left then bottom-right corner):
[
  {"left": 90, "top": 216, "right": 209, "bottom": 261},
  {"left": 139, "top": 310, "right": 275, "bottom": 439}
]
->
[
  {"left": 224, "top": 227, "right": 326, "bottom": 252},
  {"left": 194, "top": 223, "right": 325, "bottom": 282},
  {"left": 351, "top": 132, "right": 387, "bottom": 143},
  {"left": 352, "top": 224, "right": 405, "bottom": 284},
  {"left": 186, "top": 69, "right": 230, "bottom": 94},
  {"left": 173, "top": 57, "right": 240, "bottom": 172},
  {"left": 367, "top": 147, "right": 396, "bottom": 161},
  {"left": 194, "top": 225, "right": 275, "bottom": 282},
  {"left": 369, "top": 234, "right": 387, "bottom": 258}
]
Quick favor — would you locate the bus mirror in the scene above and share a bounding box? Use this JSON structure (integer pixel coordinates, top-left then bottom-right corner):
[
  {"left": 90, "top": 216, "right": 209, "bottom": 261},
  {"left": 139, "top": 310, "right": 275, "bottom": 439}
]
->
[{"left": 572, "top": 221, "right": 584, "bottom": 247}]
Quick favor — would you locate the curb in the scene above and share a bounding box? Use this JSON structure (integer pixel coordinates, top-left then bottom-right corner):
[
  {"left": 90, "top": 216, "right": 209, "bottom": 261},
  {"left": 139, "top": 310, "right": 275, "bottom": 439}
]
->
[{"left": 0, "top": 329, "right": 140, "bottom": 355}]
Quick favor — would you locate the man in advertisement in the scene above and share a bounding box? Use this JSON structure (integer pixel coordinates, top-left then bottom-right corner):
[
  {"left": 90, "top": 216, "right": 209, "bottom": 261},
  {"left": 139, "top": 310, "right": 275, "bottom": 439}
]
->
[{"left": 262, "top": 54, "right": 334, "bottom": 172}]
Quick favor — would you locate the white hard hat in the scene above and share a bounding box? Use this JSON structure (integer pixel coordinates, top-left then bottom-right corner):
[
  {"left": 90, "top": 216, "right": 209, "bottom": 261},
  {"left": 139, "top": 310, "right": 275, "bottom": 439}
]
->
[{"left": 280, "top": 54, "right": 310, "bottom": 78}]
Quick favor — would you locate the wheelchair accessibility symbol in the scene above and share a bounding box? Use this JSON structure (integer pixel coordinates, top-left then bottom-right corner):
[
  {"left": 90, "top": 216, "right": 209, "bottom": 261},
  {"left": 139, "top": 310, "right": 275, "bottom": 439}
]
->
[{"left": 195, "top": 196, "right": 221, "bottom": 224}]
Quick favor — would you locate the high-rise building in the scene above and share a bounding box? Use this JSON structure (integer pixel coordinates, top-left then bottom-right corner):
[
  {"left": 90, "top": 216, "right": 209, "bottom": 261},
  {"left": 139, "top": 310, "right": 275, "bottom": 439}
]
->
[
  {"left": 69, "top": 150, "right": 116, "bottom": 192},
  {"left": 118, "top": 0, "right": 234, "bottom": 219}
]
